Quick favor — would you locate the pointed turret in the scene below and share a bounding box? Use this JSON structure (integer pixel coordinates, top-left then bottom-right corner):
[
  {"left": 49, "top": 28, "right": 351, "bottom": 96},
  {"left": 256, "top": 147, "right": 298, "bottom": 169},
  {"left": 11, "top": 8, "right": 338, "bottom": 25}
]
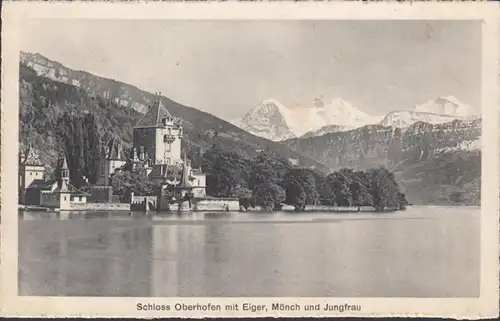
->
[
  {"left": 131, "top": 147, "right": 139, "bottom": 162},
  {"left": 108, "top": 138, "right": 124, "bottom": 160},
  {"left": 60, "top": 155, "right": 70, "bottom": 192},
  {"left": 178, "top": 153, "right": 192, "bottom": 188}
]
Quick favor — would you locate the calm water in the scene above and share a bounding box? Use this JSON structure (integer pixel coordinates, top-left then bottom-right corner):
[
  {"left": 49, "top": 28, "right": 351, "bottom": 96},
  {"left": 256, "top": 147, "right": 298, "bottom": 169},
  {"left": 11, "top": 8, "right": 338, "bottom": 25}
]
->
[{"left": 19, "top": 206, "right": 480, "bottom": 297}]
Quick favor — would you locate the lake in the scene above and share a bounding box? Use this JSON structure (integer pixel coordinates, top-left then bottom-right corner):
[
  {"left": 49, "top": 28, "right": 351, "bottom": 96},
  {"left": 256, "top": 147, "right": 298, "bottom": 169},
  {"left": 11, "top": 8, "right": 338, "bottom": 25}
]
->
[{"left": 18, "top": 206, "right": 480, "bottom": 297}]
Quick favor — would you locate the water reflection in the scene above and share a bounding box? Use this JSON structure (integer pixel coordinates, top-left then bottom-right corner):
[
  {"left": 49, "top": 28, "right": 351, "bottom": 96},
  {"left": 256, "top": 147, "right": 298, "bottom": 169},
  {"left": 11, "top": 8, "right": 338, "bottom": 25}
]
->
[{"left": 19, "top": 206, "right": 480, "bottom": 297}]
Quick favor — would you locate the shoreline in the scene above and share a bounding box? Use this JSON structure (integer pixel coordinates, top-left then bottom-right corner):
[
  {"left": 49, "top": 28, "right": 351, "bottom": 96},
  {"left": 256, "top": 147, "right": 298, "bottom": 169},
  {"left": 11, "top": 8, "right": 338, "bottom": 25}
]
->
[{"left": 18, "top": 204, "right": 480, "bottom": 214}]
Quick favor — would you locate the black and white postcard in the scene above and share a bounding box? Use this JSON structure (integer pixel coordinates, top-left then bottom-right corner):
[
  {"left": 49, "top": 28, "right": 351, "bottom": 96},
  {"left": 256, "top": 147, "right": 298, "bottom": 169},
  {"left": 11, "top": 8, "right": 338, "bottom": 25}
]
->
[{"left": 1, "top": 1, "right": 499, "bottom": 318}]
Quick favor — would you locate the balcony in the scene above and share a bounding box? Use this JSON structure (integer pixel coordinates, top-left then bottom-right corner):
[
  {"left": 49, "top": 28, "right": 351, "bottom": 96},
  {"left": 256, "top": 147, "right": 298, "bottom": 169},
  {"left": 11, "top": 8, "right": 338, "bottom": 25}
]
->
[{"left": 163, "top": 134, "right": 176, "bottom": 143}]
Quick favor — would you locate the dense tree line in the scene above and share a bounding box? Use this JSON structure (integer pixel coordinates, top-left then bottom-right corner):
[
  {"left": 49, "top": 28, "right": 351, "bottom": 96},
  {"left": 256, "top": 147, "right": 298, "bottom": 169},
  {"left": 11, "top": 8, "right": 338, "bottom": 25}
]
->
[
  {"left": 111, "top": 169, "right": 155, "bottom": 197},
  {"left": 54, "top": 112, "right": 129, "bottom": 188},
  {"left": 55, "top": 112, "right": 102, "bottom": 187},
  {"left": 201, "top": 145, "right": 409, "bottom": 212}
]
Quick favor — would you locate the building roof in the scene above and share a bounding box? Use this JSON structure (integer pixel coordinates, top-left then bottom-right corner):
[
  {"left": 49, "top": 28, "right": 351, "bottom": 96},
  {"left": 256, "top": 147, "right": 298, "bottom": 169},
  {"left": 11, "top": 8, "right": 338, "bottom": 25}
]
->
[
  {"left": 61, "top": 155, "right": 68, "bottom": 170},
  {"left": 134, "top": 94, "right": 173, "bottom": 128},
  {"left": 27, "top": 179, "right": 56, "bottom": 190},
  {"left": 22, "top": 147, "right": 44, "bottom": 167},
  {"left": 55, "top": 182, "right": 91, "bottom": 196}
]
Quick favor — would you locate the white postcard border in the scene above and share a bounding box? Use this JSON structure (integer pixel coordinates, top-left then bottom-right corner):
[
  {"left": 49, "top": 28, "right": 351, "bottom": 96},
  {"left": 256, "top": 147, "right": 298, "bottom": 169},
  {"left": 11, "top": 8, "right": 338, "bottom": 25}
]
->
[{"left": 1, "top": 1, "right": 499, "bottom": 318}]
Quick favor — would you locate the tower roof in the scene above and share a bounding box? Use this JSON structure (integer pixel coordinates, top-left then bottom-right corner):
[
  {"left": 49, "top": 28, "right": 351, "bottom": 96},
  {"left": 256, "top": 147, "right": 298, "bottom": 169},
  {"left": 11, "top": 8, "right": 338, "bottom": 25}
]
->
[
  {"left": 106, "top": 139, "right": 126, "bottom": 160},
  {"left": 23, "top": 147, "right": 44, "bottom": 167},
  {"left": 56, "top": 181, "right": 90, "bottom": 196},
  {"left": 134, "top": 93, "right": 173, "bottom": 128},
  {"left": 61, "top": 155, "right": 68, "bottom": 170}
]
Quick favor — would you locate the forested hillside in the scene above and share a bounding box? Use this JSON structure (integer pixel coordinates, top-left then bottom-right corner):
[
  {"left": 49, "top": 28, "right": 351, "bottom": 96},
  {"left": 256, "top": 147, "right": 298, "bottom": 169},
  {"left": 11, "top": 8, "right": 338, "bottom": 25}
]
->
[{"left": 19, "top": 63, "right": 329, "bottom": 175}]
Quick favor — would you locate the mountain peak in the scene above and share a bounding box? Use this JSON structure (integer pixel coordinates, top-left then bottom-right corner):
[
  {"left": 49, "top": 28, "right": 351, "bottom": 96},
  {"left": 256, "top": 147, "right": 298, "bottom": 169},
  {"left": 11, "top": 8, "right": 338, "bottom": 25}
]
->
[
  {"left": 233, "top": 99, "right": 296, "bottom": 142},
  {"left": 236, "top": 96, "right": 380, "bottom": 139},
  {"left": 261, "top": 98, "right": 286, "bottom": 106},
  {"left": 414, "top": 95, "right": 478, "bottom": 119}
]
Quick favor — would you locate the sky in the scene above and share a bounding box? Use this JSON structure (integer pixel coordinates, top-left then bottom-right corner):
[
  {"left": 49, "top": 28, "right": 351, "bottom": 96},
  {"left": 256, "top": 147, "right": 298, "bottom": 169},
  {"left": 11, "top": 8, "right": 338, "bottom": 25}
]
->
[{"left": 21, "top": 19, "right": 481, "bottom": 120}]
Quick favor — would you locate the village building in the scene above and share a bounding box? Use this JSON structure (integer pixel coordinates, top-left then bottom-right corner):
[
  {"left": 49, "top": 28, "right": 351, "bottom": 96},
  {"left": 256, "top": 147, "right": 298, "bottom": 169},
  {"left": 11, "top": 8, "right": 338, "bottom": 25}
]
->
[{"left": 39, "top": 156, "right": 91, "bottom": 210}]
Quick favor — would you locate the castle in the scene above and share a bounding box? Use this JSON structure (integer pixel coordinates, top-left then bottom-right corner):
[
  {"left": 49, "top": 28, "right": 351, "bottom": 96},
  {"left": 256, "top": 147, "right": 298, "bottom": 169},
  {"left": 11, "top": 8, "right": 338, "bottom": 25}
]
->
[
  {"left": 19, "top": 93, "right": 207, "bottom": 210},
  {"left": 96, "top": 93, "right": 206, "bottom": 198}
]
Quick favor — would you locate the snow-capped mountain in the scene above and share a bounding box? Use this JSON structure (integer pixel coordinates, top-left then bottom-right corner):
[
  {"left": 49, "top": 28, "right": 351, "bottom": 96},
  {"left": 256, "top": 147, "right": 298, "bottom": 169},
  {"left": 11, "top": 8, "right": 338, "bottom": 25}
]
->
[
  {"left": 320, "top": 98, "right": 379, "bottom": 127},
  {"left": 301, "top": 124, "right": 352, "bottom": 139},
  {"left": 292, "top": 98, "right": 381, "bottom": 136},
  {"left": 235, "top": 95, "right": 480, "bottom": 140},
  {"left": 232, "top": 99, "right": 296, "bottom": 141},
  {"left": 378, "top": 110, "right": 461, "bottom": 128},
  {"left": 379, "top": 96, "right": 480, "bottom": 129},
  {"left": 235, "top": 97, "right": 380, "bottom": 141},
  {"left": 414, "top": 95, "right": 478, "bottom": 119}
]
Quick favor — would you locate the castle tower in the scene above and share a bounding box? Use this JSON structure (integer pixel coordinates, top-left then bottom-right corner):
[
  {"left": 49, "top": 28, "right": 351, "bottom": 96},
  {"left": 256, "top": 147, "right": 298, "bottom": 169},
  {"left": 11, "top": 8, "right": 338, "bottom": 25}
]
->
[
  {"left": 19, "top": 146, "right": 45, "bottom": 204},
  {"left": 133, "top": 93, "right": 183, "bottom": 166}
]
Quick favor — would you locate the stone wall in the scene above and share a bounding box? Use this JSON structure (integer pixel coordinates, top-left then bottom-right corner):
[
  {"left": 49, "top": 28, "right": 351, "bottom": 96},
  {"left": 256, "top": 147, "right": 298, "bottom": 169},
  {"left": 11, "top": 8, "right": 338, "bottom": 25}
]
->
[
  {"left": 40, "top": 192, "right": 59, "bottom": 208},
  {"left": 88, "top": 186, "right": 113, "bottom": 203},
  {"left": 59, "top": 202, "right": 130, "bottom": 211},
  {"left": 193, "top": 197, "right": 240, "bottom": 211},
  {"left": 130, "top": 195, "right": 158, "bottom": 211}
]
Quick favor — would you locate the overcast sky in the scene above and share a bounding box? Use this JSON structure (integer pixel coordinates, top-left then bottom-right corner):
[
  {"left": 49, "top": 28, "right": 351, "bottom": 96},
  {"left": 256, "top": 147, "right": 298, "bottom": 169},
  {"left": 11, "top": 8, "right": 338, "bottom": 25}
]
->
[{"left": 21, "top": 19, "right": 481, "bottom": 120}]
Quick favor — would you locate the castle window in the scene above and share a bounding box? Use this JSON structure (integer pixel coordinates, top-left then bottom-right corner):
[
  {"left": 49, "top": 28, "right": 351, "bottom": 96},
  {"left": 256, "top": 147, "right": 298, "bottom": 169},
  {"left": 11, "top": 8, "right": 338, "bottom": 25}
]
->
[
  {"left": 64, "top": 196, "right": 67, "bottom": 201},
  {"left": 198, "top": 179, "right": 200, "bottom": 186}
]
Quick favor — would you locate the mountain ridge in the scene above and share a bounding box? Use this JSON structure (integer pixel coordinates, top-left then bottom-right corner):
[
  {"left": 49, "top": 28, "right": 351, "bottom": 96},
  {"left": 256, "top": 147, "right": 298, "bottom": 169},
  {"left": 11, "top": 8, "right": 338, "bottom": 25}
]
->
[
  {"left": 19, "top": 54, "right": 330, "bottom": 172},
  {"left": 234, "top": 93, "right": 479, "bottom": 140}
]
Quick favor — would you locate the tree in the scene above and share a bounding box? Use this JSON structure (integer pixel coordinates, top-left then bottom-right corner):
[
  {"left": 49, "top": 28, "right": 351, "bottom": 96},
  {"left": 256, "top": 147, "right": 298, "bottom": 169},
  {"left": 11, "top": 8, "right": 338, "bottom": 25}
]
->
[
  {"left": 253, "top": 182, "right": 286, "bottom": 211},
  {"left": 323, "top": 169, "right": 353, "bottom": 207},
  {"left": 369, "top": 167, "right": 401, "bottom": 212},
  {"left": 284, "top": 179, "right": 307, "bottom": 211},
  {"left": 55, "top": 112, "right": 104, "bottom": 187},
  {"left": 231, "top": 185, "right": 252, "bottom": 198},
  {"left": 282, "top": 168, "right": 319, "bottom": 211},
  {"left": 398, "top": 192, "right": 409, "bottom": 210},
  {"left": 201, "top": 145, "right": 250, "bottom": 197},
  {"left": 248, "top": 150, "right": 291, "bottom": 191},
  {"left": 110, "top": 169, "right": 155, "bottom": 196},
  {"left": 349, "top": 170, "right": 373, "bottom": 211}
]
